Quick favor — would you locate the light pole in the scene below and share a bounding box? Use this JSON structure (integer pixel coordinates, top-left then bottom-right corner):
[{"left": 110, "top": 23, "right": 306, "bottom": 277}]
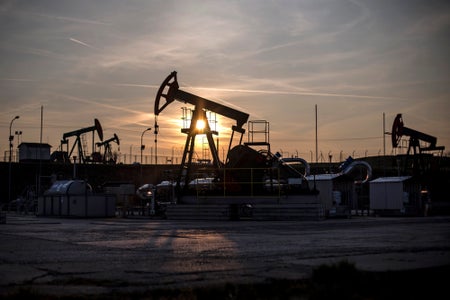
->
[
  {"left": 140, "top": 127, "right": 152, "bottom": 164},
  {"left": 15, "top": 130, "right": 22, "bottom": 148},
  {"left": 9, "top": 116, "right": 19, "bottom": 162},
  {"left": 8, "top": 115, "right": 19, "bottom": 205}
]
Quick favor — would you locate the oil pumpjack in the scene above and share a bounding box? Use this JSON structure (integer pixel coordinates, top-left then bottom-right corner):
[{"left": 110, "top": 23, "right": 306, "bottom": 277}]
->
[
  {"left": 154, "top": 72, "right": 249, "bottom": 191},
  {"left": 96, "top": 133, "right": 120, "bottom": 164},
  {"left": 154, "top": 71, "right": 313, "bottom": 202},
  {"left": 59, "top": 119, "right": 104, "bottom": 164},
  {"left": 391, "top": 113, "right": 445, "bottom": 174}
]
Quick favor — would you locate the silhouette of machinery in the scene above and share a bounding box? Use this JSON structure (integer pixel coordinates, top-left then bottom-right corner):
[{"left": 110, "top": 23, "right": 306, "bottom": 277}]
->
[
  {"left": 154, "top": 71, "right": 249, "bottom": 193},
  {"left": 391, "top": 113, "right": 445, "bottom": 173},
  {"left": 96, "top": 133, "right": 120, "bottom": 164},
  {"left": 154, "top": 72, "right": 314, "bottom": 200},
  {"left": 60, "top": 119, "right": 104, "bottom": 164}
]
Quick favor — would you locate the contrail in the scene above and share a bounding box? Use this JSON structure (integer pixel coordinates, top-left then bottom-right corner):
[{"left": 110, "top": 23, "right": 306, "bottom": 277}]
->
[
  {"left": 114, "top": 83, "right": 160, "bottom": 89},
  {"left": 51, "top": 92, "right": 144, "bottom": 115},
  {"left": 29, "top": 12, "right": 110, "bottom": 25},
  {"left": 0, "top": 78, "right": 38, "bottom": 82},
  {"left": 188, "top": 86, "right": 403, "bottom": 101},
  {"left": 114, "top": 76, "right": 403, "bottom": 101},
  {"left": 69, "top": 38, "right": 98, "bottom": 50}
]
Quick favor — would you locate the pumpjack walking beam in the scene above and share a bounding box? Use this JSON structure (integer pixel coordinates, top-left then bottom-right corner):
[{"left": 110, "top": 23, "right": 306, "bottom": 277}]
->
[
  {"left": 154, "top": 71, "right": 250, "bottom": 193},
  {"left": 154, "top": 72, "right": 249, "bottom": 129}
]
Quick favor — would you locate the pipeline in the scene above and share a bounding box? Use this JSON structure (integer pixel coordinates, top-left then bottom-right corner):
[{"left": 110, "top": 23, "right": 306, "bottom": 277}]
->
[
  {"left": 274, "top": 153, "right": 311, "bottom": 177},
  {"left": 340, "top": 156, "right": 372, "bottom": 184}
]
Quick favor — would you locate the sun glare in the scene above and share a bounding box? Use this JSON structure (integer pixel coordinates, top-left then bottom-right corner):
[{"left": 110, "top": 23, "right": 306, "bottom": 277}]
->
[{"left": 196, "top": 119, "right": 206, "bottom": 131}]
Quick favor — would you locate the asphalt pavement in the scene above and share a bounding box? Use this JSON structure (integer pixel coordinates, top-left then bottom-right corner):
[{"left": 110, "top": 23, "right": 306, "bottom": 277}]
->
[{"left": 1, "top": 213, "right": 449, "bottom": 297}]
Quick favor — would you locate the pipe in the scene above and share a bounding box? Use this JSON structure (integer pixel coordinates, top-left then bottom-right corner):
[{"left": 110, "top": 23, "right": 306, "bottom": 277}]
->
[
  {"left": 342, "top": 160, "right": 372, "bottom": 184},
  {"left": 279, "top": 157, "right": 311, "bottom": 177}
]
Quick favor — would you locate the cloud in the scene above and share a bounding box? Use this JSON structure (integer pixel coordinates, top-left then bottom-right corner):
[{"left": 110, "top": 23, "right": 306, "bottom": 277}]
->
[
  {"left": 114, "top": 83, "right": 160, "bottom": 89},
  {"left": 187, "top": 86, "right": 402, "bottom": 100},
  {"left": 26, "top": 11, "right": 111, "bottom": 26},
  {"left": 0, "top": 0, "right": 449, "bottom": 158},
  {"left": 0, "top": 44, "right": 67, "bottom": 60},
  {"left": 0, "top": 78, "right": 38, "bottom": 82}
]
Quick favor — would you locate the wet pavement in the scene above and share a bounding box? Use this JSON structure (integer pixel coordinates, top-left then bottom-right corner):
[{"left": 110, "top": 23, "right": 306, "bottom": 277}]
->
[{"left": 0, "top": 213, "right": 449, "bottom": 297}]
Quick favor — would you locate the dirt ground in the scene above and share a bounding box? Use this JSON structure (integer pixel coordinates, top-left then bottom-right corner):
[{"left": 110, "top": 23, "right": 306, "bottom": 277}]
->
[{"left": 1, "top": 213, "right": 449, "bottom": 299}]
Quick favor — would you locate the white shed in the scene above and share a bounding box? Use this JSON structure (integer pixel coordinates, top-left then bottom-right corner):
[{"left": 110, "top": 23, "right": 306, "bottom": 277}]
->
[
  {"left": 369, "top": 176, "right": 421, "bottom": 214},
  {"left": 305, "top": 173, "right": 355, "bottom": 217}
]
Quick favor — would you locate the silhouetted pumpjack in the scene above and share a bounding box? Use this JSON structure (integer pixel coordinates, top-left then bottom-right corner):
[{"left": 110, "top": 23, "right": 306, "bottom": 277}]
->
[
  {"left": 391, "top": 113, "right": 444, "bottom": 173},
  {"left": 154, "top": 71, "right": 249, "bottom": 193},
  {"left": 61, "top": 119, "right": 104, "bottom": 164},
  {"left": 96, "top": 133, "right": 120, "bottom": 164}
]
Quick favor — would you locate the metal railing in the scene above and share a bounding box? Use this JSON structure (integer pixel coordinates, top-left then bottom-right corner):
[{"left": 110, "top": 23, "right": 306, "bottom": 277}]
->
[{"left": 184, "top": 167, "right": 290, "bottom": 200}]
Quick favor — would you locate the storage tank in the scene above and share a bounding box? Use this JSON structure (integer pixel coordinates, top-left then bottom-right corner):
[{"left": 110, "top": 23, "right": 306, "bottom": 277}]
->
[
  {"left": 44, "top": 180, "right": 92, "bottom": 196},
  {"left": 38, "top": 180, "right": 115, "bottom": 217}
]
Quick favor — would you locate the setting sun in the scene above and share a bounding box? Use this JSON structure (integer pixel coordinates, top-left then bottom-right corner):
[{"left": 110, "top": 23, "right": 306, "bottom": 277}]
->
[{"left": 196, "top": 119, "right": 206, "bottom": 131}]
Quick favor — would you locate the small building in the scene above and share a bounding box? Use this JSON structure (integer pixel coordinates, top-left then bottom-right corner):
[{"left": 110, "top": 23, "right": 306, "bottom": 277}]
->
[
  {"left": 305, "top": 173, "right": 355, "bottom": 217},
  {"left": 18, "top": 142, "right": 51, "bottom": 162},
  {"left": 369, "top": 176, "right": 422, "bottom": 215}
]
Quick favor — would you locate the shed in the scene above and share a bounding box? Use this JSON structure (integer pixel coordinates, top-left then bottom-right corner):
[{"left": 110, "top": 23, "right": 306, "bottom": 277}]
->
[
  {"left": 305, "top": 173, "right": 355, "bottom": 217},
  {"left": 38, "top": 180, "right": 116, "bottom": 217},
  {"left": 369, "top": 176, "right": 422, "bottom": 215},
  {"left": 18, "top": 142, "right": 51, "bottom": 161}
]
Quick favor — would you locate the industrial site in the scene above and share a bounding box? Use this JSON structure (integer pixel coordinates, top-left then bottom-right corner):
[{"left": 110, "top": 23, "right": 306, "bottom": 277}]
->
[
  {"left": 1, "top": 71, "right": 449, "bottom": 221},
  {"left": 1, "top": 71, "right": 449, "bottom": 299},
  {"left": 2, "top": 1, "right": 449, "bottom": 298}
]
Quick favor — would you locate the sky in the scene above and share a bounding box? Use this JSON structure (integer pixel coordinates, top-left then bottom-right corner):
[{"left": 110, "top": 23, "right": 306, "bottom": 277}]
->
[{"left": 1, "top": 0, "right": 449, "bottom": 163}]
